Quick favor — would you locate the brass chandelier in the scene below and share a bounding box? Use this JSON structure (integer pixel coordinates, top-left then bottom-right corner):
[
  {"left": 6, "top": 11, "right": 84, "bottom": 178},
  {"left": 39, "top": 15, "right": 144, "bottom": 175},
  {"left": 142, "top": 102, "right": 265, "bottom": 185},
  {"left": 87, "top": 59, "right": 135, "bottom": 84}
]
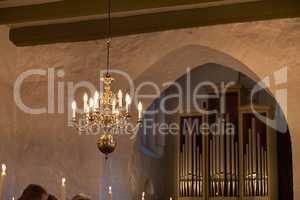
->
[{"left": 71, "top": 0, "right": 143, "bottom": 158}]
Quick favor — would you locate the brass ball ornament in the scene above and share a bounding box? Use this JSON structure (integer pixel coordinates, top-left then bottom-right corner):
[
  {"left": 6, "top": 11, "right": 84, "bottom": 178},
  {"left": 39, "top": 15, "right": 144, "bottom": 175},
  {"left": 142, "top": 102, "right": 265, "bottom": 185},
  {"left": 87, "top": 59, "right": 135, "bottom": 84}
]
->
[{"left": 97, "top": 133, "right": 117, "bottom": 159}]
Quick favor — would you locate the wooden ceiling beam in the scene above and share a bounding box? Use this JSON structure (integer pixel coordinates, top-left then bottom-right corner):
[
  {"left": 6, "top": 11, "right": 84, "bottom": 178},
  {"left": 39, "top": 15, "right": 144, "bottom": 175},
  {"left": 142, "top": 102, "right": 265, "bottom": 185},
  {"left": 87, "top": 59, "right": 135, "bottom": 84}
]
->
[
  {"left": 9, "top": 0, "right": 300, "bottom": 46},
  {"left": 0, "top": 0, "right": 221, "bottom": 25}
]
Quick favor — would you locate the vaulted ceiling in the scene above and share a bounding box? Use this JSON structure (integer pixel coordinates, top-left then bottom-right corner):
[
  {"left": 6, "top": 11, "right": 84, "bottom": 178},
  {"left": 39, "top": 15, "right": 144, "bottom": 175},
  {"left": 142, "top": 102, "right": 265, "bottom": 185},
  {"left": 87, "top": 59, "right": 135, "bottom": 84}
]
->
[{"left": 0, "top": 0, "right": 299, "bottom": 46}]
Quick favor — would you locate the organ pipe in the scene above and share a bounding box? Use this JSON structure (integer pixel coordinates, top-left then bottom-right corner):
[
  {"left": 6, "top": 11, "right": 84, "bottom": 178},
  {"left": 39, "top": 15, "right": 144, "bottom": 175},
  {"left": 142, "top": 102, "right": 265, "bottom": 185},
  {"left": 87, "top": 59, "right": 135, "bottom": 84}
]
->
[
  {"left": 179, "top": 111, "right": 270, "bottom": 199},
  {"left": 179, "top": 117, "right": 204, "bottom": 198},
  {"left": 244, "top": 118, "right": 268, "bottom": 197}
]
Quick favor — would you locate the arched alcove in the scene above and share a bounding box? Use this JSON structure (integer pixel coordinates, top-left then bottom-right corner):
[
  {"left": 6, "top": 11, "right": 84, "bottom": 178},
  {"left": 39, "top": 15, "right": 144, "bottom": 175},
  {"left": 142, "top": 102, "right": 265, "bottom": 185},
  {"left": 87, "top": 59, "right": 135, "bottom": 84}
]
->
[{"left": 131, "top": 45, "right": 293, "bottom": 200}]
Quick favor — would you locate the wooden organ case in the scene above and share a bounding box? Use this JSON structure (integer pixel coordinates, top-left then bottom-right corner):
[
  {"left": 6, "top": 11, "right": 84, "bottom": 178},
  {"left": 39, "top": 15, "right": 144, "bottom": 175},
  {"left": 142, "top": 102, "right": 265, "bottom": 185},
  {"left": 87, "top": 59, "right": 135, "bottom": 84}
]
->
[{"left": 177, "top": 87, "right": 277, "bottom": 200}]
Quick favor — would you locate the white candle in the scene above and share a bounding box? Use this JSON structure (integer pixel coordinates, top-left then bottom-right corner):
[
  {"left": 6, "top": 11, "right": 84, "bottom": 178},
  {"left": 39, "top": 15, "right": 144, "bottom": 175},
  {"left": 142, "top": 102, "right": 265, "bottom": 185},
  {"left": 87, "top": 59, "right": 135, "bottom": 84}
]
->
[
  {"left": 125, "top": 94, "right": 131, "bottom": 113},
  {"left": 142, "top": 192, "right": 145, "bottom": 200},
  {"left": 1, "top": 165, "right": 6, "bottom": 176},
  {"left": 89, "top": 98, "right": 94, "bottom": 112},
  {"left": 118, "top": 90, "right": 123, "bottom": 108},
  {"left": 108, "top": 186, "right": 112, "bottom": 200},
  {"left": 61, "top": 178, "right": 66, "bottom": 200},
  {"left": 138, "top": 101, "right": 143, "bottom": 120},
  {"left": 83, "top": 93, "right": 88, "bottom": 113},
  {"left": 71, "top": 101, "right": 76, "bottom": 119},
  {"left": 170, "top": 197, "right": 173, "bottom": 200},
  {"left": 87, "top": 106, "right": 90, "bottom": 117},
  {"left": 0, "top": 164, "right": 6, "bottom": 200},
  {"left": 112, "top": 98, "right": 116, "bottom": 113},
  {"left": 94, "top": 91, "right": 99, "bottom": 109}
]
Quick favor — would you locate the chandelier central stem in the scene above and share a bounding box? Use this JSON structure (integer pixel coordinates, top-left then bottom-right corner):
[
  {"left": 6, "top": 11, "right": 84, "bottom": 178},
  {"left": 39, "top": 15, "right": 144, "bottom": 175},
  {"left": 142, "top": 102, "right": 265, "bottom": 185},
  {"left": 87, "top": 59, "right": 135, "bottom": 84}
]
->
[{"left": 106, "top": 0, "right": 112, "bottom": 75}]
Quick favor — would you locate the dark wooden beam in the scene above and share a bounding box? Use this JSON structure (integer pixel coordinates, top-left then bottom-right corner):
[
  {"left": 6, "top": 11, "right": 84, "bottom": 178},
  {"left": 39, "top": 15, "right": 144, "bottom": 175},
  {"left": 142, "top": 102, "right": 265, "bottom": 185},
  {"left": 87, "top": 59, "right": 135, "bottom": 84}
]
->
[
  {"left": 0, "top": 0, "right": 221, "bottom": 24},
  {"left": 10, "top": 0, "right": 300, "bottom": 46}
]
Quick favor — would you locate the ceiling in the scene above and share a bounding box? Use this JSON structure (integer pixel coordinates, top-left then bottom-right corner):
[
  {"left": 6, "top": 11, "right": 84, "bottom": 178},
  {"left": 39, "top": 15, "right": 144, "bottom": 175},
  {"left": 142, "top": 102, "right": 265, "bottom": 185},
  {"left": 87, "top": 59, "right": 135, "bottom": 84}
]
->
[
  {"left": 0, "top": 0, "right": 299, "bottom": 46},
  {"left": 0, "top": 0, "right": 63, "bottom": 8}
]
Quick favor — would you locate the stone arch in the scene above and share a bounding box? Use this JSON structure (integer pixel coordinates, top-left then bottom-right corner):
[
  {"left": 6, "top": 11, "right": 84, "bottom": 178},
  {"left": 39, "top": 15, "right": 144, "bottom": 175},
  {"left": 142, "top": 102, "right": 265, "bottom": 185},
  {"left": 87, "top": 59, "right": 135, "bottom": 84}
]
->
[
  {"left": 134, "top": 44, "right": 261, "bottom": 91},
  {"left": 133, "top": 44, "right": 293, "bottom": 199},
  {"left": 133, "top": 44, "right": 285, "bottom": 122}
]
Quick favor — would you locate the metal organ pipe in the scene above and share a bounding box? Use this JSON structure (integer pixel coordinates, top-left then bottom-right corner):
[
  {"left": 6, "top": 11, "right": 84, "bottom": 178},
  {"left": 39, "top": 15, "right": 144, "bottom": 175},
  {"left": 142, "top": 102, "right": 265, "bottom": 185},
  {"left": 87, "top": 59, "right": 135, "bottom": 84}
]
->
[{"left": 252, "top": 118, "right": 257, "bottom": 195}]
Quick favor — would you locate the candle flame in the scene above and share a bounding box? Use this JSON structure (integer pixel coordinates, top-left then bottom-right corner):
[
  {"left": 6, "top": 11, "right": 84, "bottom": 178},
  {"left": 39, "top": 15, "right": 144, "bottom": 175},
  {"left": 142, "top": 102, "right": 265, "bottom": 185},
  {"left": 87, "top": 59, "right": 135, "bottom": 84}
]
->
[
  {"left": 118, "top": 90, "right": 122, "bottom": 98},
  {"left": 1, "top": 164, "right": 6, "bottom": 175},
  {"left": 72, "top": 101, "right": 77, "bottom": 109},
  {"left": 89, "top": 98, "right": 94, "bottom": 108},
  {"left": 94, "top": 91, "right": 99, "bottom": 98},
  {"left": 138, "top": 102, "right": 143, "bottom": 112},
  {"left": 62, "top": 178, "right": 66, "bottom": 186},
  {"left": 109, "top": 186, "right": 112, "bottom": 193},
  {"left": 83, "top": 93, "right": 88, "bottom": 102}
]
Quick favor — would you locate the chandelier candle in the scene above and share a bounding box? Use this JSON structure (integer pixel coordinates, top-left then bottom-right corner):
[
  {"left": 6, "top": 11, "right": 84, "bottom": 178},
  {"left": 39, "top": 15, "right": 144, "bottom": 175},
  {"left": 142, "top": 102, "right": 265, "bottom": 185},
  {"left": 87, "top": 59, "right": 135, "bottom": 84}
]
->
[
  {"left": 84, "top": 93, "right": 88, "bottom": 113},
  {"left": 72, "top": 101, "right": 76, "bottom": 119},
  {"left": 0, "top": 164, "right": 6, "bottom": 200},
  {"left": 61, "top": 178, "right": 66, "bottom": 200},
  {"left": 118, "top": 90, "right": 123, "bottom": 108},
  {"left": 125, "top": 94, "right": 131, "bottom": 113},
  {"left": 89, "top": 98, "right": 94, "bottom": 112},
  {"left": 138, "top": 102, "right": 143, "bottom": 121},
  {"left": 94, "top": 91, "right": 100, "bottom": 109},
  {"left": 112, "top": 98, "right": 116, "bottom": 114},
  {"left": 108, "top": 186, "right": 112, "bottom": 200}
]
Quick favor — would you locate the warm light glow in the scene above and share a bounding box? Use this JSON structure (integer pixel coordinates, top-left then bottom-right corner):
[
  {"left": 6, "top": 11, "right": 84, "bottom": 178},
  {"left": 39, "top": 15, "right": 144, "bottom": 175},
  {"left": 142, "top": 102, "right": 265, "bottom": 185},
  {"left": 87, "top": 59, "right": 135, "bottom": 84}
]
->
[
  {"left": 83, "top": 93, "right": 89, "bottom": 113},
  {"left": 125, "top": 94, "right": 131, "bottom": 104},
  {"left": 1, "top": 164, "right": 6, "bottom": 175},
  {"left": 112, "top": 98, "right": 116, "bottom": 113},
  {"left": 125, "top": 94, "right": 131, "bottom": 112},
  {"left": 109, "top": 186, "right": 112, "bottom": 193},
  {"left": 89, "top": 98, "right": 94, "bottom": 108},
  {"left": 71, "top": 74, "right": 143, "bottom": 137},
  {"left": 138, "top": 101, "right": 143, "bottom": 112},
  {"left": 118, "top": 90, "right": 122, "bottom": 98},
  {"left": 94, "top": 91, "right": 99, "bottom": 108},
  {"left": 142, "top": 192, "right": 145, "bottom": 200},
  {"left": 138, "top": 101, "right": 143, "bottom": 120},
  {"left": 62, "top": 178, "right": 66, "bottom": 186},
  {"left": 94, "top": 91, "right": 99, "bottom": 99},
  {"left": 72, "top": 101, "right": 77, "bottom": 118},
  {"left": 170, "top": 197, "right": 172, "bottom": 200},
  {"left": 118, "top": 90, "right": 123, "bottom": 107},
  {"left": 83, "top": 93, "right": 88, "bottom": 102},
  {"left": 72, "top": 101, "right": 76, "bottom": 110}
]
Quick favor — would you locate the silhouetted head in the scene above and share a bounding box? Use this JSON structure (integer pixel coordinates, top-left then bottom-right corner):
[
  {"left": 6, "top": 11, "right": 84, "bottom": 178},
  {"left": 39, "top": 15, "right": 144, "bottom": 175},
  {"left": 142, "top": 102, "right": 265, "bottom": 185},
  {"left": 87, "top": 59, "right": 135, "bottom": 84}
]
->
[
  {"left": 18, "top": 184, "right": 48, "bottom": 200},
  {"left": 48, "top": 194, "right": 58, "bottom": 200},
  {"left": 72, "top": 193, "right": 91, "bottom": 200}
]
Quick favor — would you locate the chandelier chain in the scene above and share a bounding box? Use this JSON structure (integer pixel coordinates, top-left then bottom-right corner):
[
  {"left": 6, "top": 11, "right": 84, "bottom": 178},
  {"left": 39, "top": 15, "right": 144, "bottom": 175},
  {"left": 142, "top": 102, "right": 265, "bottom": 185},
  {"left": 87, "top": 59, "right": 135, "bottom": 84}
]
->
[{"left": 106, "top": 0, "right": 112, "bottom": 75}]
